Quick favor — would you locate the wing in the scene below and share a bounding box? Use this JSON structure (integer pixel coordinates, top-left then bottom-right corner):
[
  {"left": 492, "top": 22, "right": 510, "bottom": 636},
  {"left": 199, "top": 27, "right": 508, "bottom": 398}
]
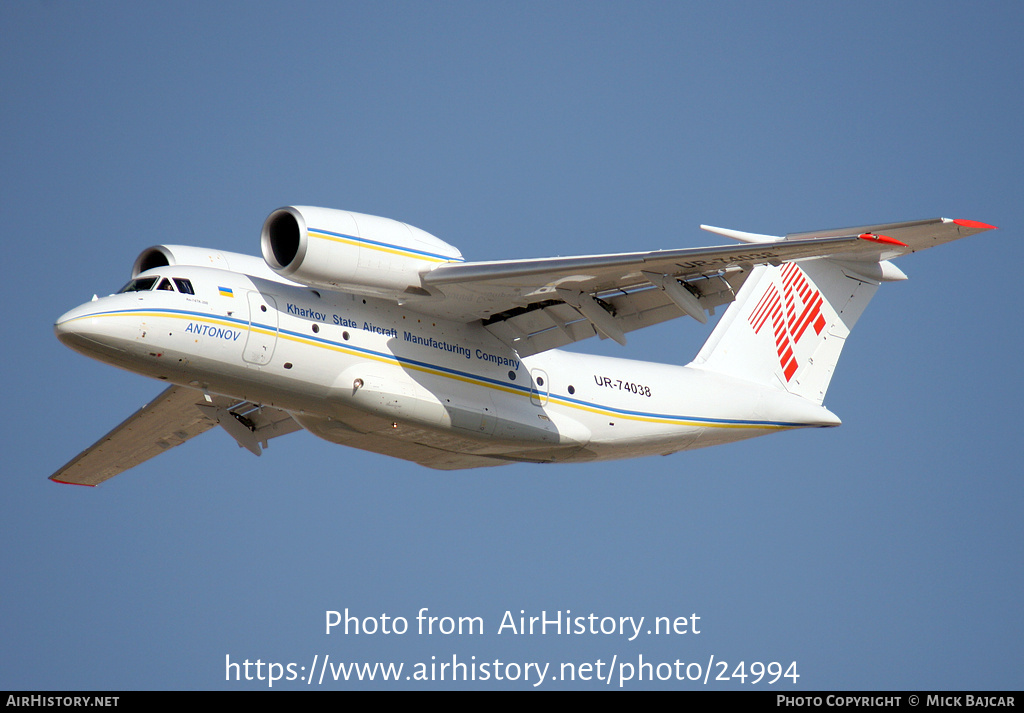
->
[
  {"left": 418, "top": 218, "right": 994, "bottom": 357},
  {"left": 50, "top": 385, "right": 300, "bottom": 486}
]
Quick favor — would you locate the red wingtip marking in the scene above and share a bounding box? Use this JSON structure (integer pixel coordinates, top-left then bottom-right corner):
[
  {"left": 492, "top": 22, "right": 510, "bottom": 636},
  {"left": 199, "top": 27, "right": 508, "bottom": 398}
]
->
[
  {"left": 859, "top": 233, "right": 908, "bottom": 247},
  {"left": 50, "top": 478, "right": 96, "bottom": 487},
  {"left": 953, "top": 219, "right": 998, "bottom": 230}
]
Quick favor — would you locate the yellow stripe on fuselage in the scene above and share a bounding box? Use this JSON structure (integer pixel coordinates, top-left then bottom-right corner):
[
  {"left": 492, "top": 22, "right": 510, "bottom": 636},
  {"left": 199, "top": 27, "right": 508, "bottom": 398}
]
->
[{"left": 85, "top": 309, "right": 793, "bottom": 432}]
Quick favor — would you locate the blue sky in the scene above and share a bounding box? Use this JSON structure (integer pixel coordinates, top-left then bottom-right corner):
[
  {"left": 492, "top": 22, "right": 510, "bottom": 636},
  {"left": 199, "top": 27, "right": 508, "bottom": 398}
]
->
[{"left": 2, "top": 1, "right": 1021, "bottom": 690}]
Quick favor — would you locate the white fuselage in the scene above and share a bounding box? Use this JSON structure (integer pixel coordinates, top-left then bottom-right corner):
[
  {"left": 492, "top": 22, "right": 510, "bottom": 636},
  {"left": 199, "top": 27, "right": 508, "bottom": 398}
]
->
[{"left": 55, "top": 264, "right": 838, "bottom": 466}]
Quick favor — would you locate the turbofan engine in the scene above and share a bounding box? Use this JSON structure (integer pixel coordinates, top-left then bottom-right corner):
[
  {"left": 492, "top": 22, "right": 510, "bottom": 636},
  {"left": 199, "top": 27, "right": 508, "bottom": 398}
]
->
[{"left": 261, "top": 206, "right": 463, "bottom": 299}]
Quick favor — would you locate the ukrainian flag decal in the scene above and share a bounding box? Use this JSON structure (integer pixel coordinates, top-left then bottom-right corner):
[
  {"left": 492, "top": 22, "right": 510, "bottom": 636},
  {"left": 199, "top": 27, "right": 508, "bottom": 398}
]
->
[{"left": 219, "top": 286, "right": 234, "bottom": 297}]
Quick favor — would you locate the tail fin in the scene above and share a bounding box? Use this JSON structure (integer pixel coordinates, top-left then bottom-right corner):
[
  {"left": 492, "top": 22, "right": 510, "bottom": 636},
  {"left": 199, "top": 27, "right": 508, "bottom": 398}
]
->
[
  {"left": 691, "top": 258, "right": 894, "bottom": 405},
  {"left": 690, "top": 217, "right": 996, "bottom": 404}
]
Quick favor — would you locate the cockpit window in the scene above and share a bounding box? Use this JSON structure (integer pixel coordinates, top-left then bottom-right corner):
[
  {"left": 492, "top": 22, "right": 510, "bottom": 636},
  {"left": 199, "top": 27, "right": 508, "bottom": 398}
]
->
[
  {"left": 117, "top": 276, "right": 196, "bottom": 295},
  {"left": 118, "top": 276, "right": 159, "bottom": 293}
]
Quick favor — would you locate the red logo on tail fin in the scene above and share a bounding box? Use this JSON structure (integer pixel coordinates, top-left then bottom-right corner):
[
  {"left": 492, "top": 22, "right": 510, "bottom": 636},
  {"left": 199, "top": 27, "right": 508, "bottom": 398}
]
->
[{"left": 748, "top": 264, "right": 826, "bottom": 381}]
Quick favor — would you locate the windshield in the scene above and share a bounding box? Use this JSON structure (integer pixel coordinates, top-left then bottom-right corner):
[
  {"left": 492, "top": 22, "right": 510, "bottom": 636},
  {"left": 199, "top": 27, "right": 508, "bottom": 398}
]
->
[{"left": 118, "top": 276, "right": 159, "bottom": 293}]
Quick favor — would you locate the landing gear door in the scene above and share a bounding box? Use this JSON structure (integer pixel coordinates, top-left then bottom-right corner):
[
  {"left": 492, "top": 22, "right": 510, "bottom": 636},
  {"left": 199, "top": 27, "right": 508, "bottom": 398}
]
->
[{"left": 244, "top": 292, "right": 279, "bottom": 365}]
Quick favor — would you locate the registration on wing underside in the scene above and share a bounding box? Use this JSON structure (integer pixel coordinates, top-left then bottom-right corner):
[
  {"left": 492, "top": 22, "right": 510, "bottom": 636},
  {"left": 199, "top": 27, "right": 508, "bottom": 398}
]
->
[{"left": 422, "top": 235, "right": 865, "bottom": 293}]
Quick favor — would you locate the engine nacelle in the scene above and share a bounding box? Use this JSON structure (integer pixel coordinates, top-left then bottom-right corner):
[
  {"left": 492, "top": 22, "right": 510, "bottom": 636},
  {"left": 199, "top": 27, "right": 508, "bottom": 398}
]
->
[
  {"left": 132, "top": 244, "right": 280, "bottom": 282},
  {"left": 261, "top": 206, "right": 463, "bottom": 299}
]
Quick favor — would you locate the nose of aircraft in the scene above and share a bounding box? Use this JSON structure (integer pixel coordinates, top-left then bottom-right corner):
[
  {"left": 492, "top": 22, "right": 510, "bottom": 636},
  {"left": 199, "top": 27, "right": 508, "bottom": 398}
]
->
[
  {"left": 55, "top": 303, "right": 88, "bottom": 338},
  {"left": 54, "top": 301, "right": 122, "bottom": 356}
]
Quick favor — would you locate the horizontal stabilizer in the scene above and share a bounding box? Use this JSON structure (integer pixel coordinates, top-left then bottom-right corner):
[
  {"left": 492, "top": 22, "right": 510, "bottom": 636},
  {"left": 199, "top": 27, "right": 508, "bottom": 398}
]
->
[{"left": 700, "top": 225, "right": 783, "bottom": 243}]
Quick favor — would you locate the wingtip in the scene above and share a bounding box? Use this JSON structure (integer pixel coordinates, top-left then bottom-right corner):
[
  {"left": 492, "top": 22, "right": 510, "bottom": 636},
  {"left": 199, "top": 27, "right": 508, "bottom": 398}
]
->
[
  {"left": 953, "top": 219, "right": 998, "bottom": 230},
  {"left": 49, "top": 476, "right": 96, "bottom": 487}
]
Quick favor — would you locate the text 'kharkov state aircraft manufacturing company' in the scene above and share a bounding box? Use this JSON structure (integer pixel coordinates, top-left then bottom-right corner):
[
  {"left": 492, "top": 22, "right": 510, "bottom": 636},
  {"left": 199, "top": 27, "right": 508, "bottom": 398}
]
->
[{"left": 51, "top": 207, "right": 995, "bottom": 485}]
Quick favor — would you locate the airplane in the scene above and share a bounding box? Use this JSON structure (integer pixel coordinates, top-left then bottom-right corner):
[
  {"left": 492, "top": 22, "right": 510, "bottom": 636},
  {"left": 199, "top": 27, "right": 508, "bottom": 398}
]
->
[{"left": 50, "top": 206, "right": 996, "bottom": 485}]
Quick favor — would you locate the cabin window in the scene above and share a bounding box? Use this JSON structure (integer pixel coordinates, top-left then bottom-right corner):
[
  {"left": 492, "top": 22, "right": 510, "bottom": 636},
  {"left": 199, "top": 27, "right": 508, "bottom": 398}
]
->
[
  {"left": 157, "top": 278, "right": 175, "bottom": 291},
  {"left": 173, "top": 278, "right": 195, "bottom": 295}
]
